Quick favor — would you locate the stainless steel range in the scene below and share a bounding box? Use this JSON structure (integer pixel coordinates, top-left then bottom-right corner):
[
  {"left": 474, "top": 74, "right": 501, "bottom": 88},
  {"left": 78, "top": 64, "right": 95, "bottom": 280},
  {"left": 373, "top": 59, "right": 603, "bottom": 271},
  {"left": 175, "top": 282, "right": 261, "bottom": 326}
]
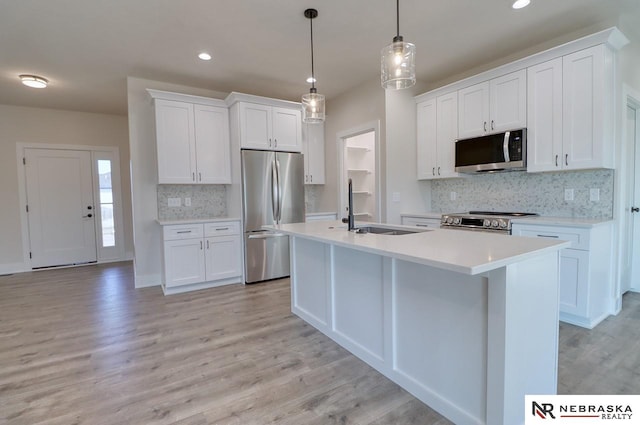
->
[{"left": 440, "top": 211, "right": 538, "bottom": 234}]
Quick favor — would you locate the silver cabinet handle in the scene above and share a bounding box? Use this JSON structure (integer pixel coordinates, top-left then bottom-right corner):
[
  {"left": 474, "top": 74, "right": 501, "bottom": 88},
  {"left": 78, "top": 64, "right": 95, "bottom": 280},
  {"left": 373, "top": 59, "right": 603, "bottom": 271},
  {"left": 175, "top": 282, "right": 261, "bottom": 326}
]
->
[
  {"left": 206, "top": 240, "right": 209, "bottom": 249},
  {"left": 415, "top": 224, "right": 430, "bottom": 227},
  {"left": 269, "top": 138, "right": 272, "bottom": 147},
  {"left": 491, "top": 120, "right": 494, "bottom": 130},
  {"left": 565, "top": 154, "right": 569, "bottom": 166},
  {"left": 537, "top": 234, "right": 559, "bottom": 238},
  {"left": 555, "top": 155, "right": 558, "bottom": 167},
  {"left": 199, "top": 172, "right": 202, "bottom": 181},
  {"left": 484, "top": 121, "right": 487, "bottom": 132},
  {"left": 200, "top": 240, "right": 203, "bottom": 250},
  {"left": 177, "top": 230, "right": 192, "bottom": 234},
  {"left": 192, "top": 172, "right": 195, "bottom": 181},
  {"left": 432, "top": 167, "right": 435, "bottom": 176},
  {"left": 310, "top": 175, "right": 312, "bottom": 183},
  {"left": 274, "top": 138, "right": 278, "bottom": 147},
  {"left": 437, "top": 167, "right": 441, "bottom": 176},
  {"left": 214, "top": 227, "right": 229, "bottom": 231}
]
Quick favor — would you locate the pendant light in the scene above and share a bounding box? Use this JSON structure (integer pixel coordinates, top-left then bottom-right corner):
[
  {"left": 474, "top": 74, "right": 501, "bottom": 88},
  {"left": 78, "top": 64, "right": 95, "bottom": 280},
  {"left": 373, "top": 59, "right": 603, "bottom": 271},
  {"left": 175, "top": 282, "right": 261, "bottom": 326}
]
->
[
  {"left": 302, "top": 8, "right": 325, "bottom": 123},
  {"left": 381, "top": 0, "right": 416, "bottom": 90}
]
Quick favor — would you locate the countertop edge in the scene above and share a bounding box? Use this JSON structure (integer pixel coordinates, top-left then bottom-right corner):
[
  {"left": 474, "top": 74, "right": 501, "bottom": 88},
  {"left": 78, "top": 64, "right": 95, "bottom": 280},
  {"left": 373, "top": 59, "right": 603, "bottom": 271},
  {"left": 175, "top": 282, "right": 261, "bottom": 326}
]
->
[{"left": 157, "top": 217, "right": 241, "bottom": 226}]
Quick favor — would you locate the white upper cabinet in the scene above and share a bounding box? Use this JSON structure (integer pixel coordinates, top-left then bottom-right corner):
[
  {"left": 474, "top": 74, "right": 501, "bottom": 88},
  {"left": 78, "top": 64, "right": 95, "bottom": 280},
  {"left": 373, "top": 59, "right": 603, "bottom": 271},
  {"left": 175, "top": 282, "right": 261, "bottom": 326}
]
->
[
  {"left": 458, "top": 69, "right": 526, "bottom": 139},
  {"left": 416, "top": 91, "right": 459, "bottom": 180},
  {"left": 302, "top": 122, "right": 325, "bottom": 185},
  {"left": 149, "top": 90, "right": 231, "bottom": 184},
  {"left": 562, "top": 45, "right": 613, "bottom": 170},
  {"left": 527, "top": 58, "right": 564, "bottom": 172},
  {"left": 238, "top": 102, "right": 302, "bottom": 152}
]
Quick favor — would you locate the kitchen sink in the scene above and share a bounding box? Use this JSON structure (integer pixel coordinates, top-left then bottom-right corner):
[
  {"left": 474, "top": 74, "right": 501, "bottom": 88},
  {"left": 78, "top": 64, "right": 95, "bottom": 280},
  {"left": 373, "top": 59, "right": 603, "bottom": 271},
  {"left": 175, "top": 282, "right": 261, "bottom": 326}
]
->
[{"left": 355, "top": 226, "right": 422, "bottom": 236}]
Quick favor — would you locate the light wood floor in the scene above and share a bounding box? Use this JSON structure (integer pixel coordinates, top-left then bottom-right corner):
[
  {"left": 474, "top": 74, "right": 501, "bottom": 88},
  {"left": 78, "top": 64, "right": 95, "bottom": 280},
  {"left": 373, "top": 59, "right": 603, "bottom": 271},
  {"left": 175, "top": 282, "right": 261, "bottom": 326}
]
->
[{"left": 1, "top": 262, "right": 639, "bottom": 424}]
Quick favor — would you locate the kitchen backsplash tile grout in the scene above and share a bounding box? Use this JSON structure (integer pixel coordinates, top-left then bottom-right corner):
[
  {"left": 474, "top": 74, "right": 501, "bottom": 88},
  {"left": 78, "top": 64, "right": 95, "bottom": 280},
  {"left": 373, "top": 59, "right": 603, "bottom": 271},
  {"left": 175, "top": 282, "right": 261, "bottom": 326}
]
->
[{"left": 430, "top": 169, "right": 614, "bottom": 218}]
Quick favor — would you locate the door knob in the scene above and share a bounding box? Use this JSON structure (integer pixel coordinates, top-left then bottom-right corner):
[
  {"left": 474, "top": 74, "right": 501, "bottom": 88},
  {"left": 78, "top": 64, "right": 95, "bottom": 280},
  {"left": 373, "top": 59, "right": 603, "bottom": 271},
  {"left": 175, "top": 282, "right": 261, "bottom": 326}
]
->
[
  {"left": 83, "top": 213, "right": 93, "bottom": 218},
  {"left": 87, "top": 206, "right": 93, "bottom": 210},
  {"left": 632, "top": 207, "right": 639, "bottom": 213}
]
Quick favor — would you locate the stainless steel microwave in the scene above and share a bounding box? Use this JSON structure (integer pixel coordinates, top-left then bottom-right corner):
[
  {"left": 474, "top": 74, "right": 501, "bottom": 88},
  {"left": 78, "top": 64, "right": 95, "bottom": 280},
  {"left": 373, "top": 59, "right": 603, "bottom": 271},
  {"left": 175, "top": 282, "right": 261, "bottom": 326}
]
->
[{"left": 454, "top": 129, "right": 527, "bottom": 173}]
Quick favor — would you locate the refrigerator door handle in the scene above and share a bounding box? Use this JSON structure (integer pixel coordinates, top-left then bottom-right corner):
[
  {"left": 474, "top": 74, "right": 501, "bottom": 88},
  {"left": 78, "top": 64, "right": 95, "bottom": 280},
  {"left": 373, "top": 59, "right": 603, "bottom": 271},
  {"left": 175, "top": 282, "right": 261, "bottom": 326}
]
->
[
  {"left": 248, "top": 232, "right": 288, "bottom": 239},
  {"left": 275, "top": 157, "right": 282, "bottom": 223},
  {"left": 270, "top": 160, "right": 279, "bottom": 223}
]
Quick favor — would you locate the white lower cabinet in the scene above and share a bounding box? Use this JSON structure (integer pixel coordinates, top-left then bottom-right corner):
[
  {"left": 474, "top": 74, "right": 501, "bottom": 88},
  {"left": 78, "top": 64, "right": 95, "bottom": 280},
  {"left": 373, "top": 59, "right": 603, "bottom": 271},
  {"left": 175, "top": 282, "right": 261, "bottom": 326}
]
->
[
  {"left": 400, "top": 215, "right": 441, "bottom": 229},
  {"left": 512, "top": 221, "right": 613, "bottom": 328},
  {"left": 162, "top": 220, "right": 242, "bottom": 294}
]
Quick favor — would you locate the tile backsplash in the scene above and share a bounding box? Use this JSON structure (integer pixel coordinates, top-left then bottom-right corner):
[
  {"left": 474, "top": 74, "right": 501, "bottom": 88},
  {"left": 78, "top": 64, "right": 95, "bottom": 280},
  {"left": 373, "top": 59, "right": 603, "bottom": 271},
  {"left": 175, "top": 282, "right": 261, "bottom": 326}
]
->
[
  {"left": 157, "top": 185, "right": 227, "bottom": 220},
  {"left": 431, "top": 169, "right": 614, "bottom": 218}
]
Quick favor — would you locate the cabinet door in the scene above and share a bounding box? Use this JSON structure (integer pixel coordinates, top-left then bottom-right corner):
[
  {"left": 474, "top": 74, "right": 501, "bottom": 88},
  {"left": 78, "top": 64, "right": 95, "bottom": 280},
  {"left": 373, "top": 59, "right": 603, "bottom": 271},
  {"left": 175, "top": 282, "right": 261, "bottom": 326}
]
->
[
  {"left": 272, "top": 107, "right": 302, "bottom": 152},
  {"left": 303, "top": 123, "right": 325, "bottom": 184},
  {"left": 205, "top": 235, "right": 242, "bottom": 281},
  {"left": 436, "top": 92, "right": 459, "bottom": 179},
  {"left": 527, "top": 58, "right": 563, "bottom": 172},
  {"left": 563, "top": 45, "right": 609, "bottom": 170},
  {"left": 458, "top": 81, "right": 490, "bottom": 139},
  {"left": 559, "top": 249, "right": 589, "bottom": 317},
  {"left": 239, "top": 102, "right": 272, "bottom": 150},
  {"left": 416, "top": 99, "right": 437, "bottom": 180},
  {"left": 489, "top": 70, "right": 527, "bottom": 133},
  {"left": 194, "top": 104, "right": 231, "bottom": 184},
  {"left": 164, "top": 239, "right": 206, "bottom": 287},
  {"left": 155, "top": 99, "right": 196, "bottom": 184}
]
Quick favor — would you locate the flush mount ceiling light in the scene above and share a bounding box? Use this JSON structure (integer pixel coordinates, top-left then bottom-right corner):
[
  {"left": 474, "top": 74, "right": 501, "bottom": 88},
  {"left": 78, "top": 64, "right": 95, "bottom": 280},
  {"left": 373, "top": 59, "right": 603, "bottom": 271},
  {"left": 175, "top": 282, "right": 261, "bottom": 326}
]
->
[
  {"left": 512, "top": 0, "right": 531, "bottom": 9},
  {"left": 381, "top": 0, "right": 416, "bottom": 90},
  {"left": 301, "top": 8, "right": 325, "bottom": 124},
  {"left": 20, "top": 74, "right": 48, "bottom": 88},
  {"left": 198, "top": 52, "right": 212, "bottom": 61}
]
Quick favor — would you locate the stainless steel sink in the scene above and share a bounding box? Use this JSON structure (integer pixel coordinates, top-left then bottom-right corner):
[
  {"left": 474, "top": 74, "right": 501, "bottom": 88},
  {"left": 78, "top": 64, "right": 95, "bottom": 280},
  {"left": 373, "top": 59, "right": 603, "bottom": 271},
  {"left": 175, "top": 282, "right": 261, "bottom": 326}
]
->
[{"left": 354, "top": 226, "right": 422, "bottom": 236}]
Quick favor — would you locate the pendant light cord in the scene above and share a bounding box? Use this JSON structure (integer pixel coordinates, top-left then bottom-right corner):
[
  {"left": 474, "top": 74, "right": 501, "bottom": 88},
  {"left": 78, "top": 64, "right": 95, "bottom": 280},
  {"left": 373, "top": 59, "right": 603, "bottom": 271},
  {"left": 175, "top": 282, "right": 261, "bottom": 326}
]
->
[
  {"left": 310, "top": 15, "right": 315, "bottom": 90},
  {"left": 396, "top": 0, "right": 400, "bottom": 38}
]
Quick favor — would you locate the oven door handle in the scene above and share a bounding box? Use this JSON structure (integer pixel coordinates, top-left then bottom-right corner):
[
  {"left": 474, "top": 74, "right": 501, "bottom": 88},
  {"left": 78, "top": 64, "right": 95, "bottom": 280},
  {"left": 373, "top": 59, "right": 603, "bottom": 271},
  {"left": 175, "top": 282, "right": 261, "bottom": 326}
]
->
[{"left": 503, "top": 131, "right": 511, "bottom": 163}]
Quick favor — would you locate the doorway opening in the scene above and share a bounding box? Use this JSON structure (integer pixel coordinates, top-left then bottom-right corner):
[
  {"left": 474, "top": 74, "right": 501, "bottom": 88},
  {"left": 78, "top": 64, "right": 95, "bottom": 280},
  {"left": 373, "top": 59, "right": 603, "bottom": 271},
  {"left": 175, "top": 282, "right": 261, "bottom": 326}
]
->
[
  {"left": 18, "top": 144, "right": 125, "bottom": 269},
  {"left": 624, "top": 92, "right": 640, "bottom": 294},
  {"left": 337, "top": 122, "right": 381, "bottom": 223}
]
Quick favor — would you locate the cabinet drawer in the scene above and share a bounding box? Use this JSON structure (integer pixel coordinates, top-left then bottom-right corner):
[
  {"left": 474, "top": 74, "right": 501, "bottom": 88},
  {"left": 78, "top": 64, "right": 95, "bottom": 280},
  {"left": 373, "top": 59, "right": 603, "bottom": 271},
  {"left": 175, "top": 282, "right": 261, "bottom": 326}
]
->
[
  {"left": 512, "top": 225, "right": 589, "bottom": 250},
  {"left": 401, "top": 216, "right": 441, "bottom": 229},
  {"left": 163, "top": 224, "right": 204, "bottom": 241},
  {"left": 205, "top": 221, "right": 240, "bottom": 237}
]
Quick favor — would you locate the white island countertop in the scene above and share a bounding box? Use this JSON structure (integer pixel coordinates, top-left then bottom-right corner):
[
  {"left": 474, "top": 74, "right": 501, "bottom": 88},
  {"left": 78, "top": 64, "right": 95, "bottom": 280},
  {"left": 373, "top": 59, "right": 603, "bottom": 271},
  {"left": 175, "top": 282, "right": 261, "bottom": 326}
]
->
[{"left": 266, "top": 220, "right": 569, "bottom": 276}]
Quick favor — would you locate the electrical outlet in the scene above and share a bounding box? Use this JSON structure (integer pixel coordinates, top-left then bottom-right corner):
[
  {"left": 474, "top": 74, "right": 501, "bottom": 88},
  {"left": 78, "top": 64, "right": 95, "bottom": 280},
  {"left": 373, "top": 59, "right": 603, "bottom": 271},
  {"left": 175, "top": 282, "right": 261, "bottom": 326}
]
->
[
  {"left": 168, "top": 197, "right": 181, "bottom": 207},
  {"left": 392, "top": 192, "right": 400, "bottom": 202},
  {"left": 564, "top": 189, "right": 574, "bottom": 202},
  {"left": 184, "top": 197, "right": 191, "bottom": 207},
  {"left": 450, "top": 191, "right": 457, "bottom": 201},
  {"left": 590, "top": 188, "right": 600, "bottom": 202}
]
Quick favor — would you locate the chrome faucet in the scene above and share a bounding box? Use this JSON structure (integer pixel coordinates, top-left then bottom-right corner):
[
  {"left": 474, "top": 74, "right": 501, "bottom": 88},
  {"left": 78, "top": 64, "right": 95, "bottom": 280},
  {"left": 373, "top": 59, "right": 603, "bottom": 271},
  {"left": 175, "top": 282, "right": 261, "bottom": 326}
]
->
[{"left": 341, "top": 178, "right": 356, "bottom": 231}]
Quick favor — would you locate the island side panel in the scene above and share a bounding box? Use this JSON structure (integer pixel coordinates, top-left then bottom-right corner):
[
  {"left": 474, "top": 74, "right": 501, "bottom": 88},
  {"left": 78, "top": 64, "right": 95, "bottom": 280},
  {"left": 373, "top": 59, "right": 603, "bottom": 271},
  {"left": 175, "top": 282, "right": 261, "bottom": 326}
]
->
[
  {"left": 392, "top": 259, "right": 488, "bottom": 425},
  {"left": 291, "top": 236, "right": 331, "bottom": 328},
  {"left": 486, "top": 251, "right": 560, "bottom": 425}
]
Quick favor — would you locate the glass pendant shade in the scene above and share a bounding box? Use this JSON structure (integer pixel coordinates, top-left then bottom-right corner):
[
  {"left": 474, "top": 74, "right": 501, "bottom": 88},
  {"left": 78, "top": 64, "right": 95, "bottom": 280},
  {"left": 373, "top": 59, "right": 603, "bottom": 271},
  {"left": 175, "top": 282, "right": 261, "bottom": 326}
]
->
[
  {"left": 381, "top": 38, "right": 416, "bottom": 89},
  {"left": 302, "top": 89, "right": 325, "bottom": 123}
]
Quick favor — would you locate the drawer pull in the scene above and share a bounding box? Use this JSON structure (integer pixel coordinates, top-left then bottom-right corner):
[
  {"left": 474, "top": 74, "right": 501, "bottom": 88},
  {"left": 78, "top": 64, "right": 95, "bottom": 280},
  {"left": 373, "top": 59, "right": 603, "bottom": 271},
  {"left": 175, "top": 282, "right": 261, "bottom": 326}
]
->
[
  {"left": 177, "top": 230, "right": 192, "bottom": 234},
  {"left": 415, "top": 224, "right": 430, "bottom": 227},
  {"left": 537, "top": 234, "right": 559, "bottom": 238},
  {"left": 215, "top": 227, "right": 230, "bottom": 231}
]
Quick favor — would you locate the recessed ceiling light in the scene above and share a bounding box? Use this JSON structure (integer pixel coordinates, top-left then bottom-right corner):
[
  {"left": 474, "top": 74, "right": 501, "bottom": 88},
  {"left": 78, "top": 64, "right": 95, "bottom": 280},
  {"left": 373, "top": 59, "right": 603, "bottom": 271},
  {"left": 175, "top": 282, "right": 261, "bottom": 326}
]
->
[
  {"left": 198, "top": 52, "right": 212, "bottom": 61},
  {"left": 512, "top": 0, "right": 530, "bottom": 9},
  {"left": 306, "top": 77, "right": 316, "bottom": 84},
  {"left": 20, "top": 74, "right": 48, "bottom": 88}
]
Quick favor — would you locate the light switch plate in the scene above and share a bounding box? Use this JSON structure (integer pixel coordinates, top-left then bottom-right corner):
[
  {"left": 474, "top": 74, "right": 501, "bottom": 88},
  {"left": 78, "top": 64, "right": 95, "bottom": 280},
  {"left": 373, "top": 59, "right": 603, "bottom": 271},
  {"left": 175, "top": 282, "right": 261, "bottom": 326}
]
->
[
  {"left": 184, "top": 197, "right": 191, "bottom": 207},
  {"left": 168, "top": 197, "right": 181, "bottom": 207},
  {"left": 590, "top": 188, "right": 600, "bottom": 202},
  {"left": 450, "top": 191, "right": 457, "bottom": 201},
  {"left": 564, "top": 189, "right": 574, "bottom": 202}
]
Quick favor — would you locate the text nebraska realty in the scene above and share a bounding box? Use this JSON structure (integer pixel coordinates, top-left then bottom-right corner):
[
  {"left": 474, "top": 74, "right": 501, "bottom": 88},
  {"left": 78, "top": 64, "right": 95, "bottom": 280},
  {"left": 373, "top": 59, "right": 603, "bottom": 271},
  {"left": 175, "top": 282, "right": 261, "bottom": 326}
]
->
[{"left": 559, "top": 404, "right": 632, "bottom": 420}]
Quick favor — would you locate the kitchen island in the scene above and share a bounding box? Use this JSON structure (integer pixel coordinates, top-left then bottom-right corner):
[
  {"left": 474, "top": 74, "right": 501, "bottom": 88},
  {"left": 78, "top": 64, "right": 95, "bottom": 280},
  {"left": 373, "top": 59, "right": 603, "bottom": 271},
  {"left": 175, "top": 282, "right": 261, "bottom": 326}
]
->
[{"left": 266, "top": 221, "right": 570, "bottom": 425}]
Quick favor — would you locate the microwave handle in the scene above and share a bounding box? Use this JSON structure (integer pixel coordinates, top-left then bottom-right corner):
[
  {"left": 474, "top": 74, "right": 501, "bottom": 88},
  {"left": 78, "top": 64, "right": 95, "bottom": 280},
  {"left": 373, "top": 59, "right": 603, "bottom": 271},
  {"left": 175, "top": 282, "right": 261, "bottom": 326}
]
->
[{"left": 503, "top": 131, "right": 511, "bottom": 163}]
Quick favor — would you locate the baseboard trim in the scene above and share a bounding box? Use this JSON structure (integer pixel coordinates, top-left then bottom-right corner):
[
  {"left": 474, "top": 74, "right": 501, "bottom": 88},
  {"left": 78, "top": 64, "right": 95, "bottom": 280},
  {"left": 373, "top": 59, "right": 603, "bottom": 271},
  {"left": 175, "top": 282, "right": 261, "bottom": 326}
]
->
[
  {"left": 135, "top": 272, "right": 161, "bottom": 288},
  {"left": 0, "top": 262, "right": 29, "bottom": 276}
]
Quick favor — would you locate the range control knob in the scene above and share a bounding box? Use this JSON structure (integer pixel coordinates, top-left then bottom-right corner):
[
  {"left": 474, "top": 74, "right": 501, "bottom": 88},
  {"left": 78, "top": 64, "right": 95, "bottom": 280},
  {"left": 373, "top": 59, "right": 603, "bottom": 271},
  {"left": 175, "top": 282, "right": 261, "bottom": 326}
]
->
[
  {"left": 491, "top": 220, "right": 499, "bottom": 228},
  {"left": 499, "top": 220, "right": 508, "bottom": 228},
  {"left": 453, "top": 217, "right": 461, "bottom": 225},
  {"left": 483, "top": 219, "right": 491, "bottom": 227},
  {"left": 446, "top": 217, "right": 454, "bottom": 224}
]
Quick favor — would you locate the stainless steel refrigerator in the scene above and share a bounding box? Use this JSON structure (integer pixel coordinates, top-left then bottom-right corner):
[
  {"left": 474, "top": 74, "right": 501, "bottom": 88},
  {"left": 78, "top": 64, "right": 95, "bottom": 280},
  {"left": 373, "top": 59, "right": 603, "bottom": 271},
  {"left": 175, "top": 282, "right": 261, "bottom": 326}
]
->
[{"left": 241, "top": 149, "right": 305, "bottom": 283}]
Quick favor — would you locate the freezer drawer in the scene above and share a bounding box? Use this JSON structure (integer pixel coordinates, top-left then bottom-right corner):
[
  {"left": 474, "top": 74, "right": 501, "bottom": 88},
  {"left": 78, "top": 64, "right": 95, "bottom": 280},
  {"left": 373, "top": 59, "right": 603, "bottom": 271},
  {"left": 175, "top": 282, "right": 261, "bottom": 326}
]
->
[{"left": 244, "top": 232, "right": 290, "bottom": 283}]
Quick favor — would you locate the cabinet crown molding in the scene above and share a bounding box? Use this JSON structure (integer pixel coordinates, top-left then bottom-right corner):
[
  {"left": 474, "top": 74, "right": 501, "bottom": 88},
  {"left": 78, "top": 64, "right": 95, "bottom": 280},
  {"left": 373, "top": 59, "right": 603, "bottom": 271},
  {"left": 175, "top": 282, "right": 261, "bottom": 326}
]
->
[
  {"left": 225, "top": 92, "right": 301, "bottom": 109},
  {"left": 415, "top": 27, "right": 629, "bottom": 104},
  {"left": 147, "top": 89, "right": 227, "bottom": 107}
]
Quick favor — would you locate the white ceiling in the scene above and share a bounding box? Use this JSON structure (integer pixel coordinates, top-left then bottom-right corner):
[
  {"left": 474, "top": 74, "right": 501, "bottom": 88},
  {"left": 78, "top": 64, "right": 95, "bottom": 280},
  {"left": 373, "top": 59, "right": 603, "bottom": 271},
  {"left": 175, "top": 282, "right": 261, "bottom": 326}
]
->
[{"left": 0, "top": 0, "right": 638, "bottom": 115}]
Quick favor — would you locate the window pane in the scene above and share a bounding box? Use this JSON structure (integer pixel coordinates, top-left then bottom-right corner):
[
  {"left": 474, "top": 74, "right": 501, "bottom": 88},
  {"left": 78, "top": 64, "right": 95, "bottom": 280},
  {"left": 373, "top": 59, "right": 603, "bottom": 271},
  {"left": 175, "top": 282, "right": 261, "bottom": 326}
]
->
[
  {"left": 100, "top": 188, "right": 113, "bottom": 204},
  {"left": 101, "top": 204, "right": 115, "bottom": 247},
  {"left": 98, "top": 160, "right": 112, "bottom": 189}
]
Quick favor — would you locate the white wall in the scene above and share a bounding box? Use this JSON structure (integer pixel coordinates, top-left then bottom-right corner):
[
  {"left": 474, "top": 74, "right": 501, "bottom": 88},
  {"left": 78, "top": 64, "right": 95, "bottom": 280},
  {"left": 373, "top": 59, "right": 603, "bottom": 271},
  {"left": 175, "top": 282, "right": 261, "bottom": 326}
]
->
[
  {"left": 126, "top": 77, "right": 227, "bottom": 287},
  {"left": 0, "top": 104, "right": 131, "bottom": 273},
  {"left": 384, "top": 87, "right": 432, "bottom": 224},
  {"left": 319, "top": 78, "right": 386, "bottom": 218}
]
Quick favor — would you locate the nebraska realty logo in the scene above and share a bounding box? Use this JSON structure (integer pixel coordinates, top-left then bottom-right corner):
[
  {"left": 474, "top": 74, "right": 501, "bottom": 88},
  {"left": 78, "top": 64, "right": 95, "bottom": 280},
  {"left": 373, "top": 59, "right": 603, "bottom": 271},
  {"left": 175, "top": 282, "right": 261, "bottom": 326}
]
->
[{"left": 525, "top": 395, "right": 640, "bottom": 423}]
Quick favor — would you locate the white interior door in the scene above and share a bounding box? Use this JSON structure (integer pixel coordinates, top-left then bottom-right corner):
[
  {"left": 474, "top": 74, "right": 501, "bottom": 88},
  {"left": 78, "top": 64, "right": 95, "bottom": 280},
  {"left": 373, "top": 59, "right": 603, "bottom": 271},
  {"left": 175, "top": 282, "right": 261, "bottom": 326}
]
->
[
  {"left": 25, "top": 148, "right": 97, "bottom": 268},
  {"left": 629, "top": 105, "right": 640, "bottom": 292}
]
